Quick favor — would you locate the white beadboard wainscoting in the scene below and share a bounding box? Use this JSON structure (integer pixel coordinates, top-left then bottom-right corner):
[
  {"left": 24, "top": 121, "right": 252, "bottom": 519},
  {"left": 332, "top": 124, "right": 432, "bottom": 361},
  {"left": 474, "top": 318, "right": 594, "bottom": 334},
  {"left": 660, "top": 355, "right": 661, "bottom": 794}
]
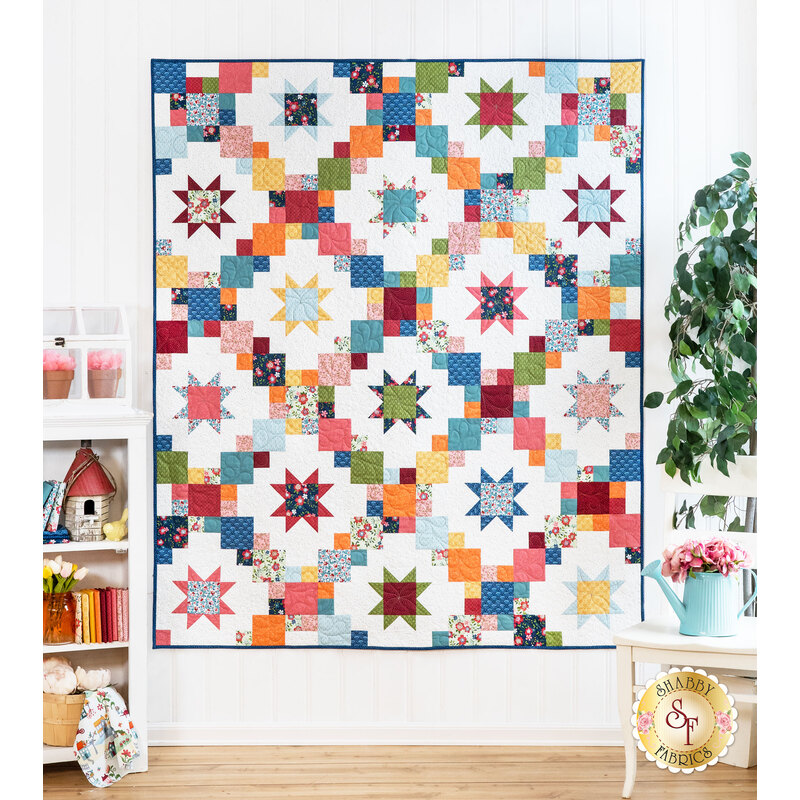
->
[{"left": 43, "top": 0, "right": 756, "bottom": 745}]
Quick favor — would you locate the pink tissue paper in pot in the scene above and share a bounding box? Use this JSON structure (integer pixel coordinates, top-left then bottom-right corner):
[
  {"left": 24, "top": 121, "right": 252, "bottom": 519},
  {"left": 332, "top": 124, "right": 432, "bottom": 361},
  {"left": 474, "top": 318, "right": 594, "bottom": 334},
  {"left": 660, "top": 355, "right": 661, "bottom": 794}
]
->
[
  {"left": 88, "top": 350, "right": 123, "bottom": 370},
  {"left": 43, "top": 350, "right": 76, "bottom": 371}
]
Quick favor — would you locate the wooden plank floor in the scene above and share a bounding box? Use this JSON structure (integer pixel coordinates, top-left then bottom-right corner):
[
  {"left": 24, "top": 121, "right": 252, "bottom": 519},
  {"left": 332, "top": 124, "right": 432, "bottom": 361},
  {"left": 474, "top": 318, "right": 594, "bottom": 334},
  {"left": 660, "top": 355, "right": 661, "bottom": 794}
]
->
[{"left": 43, "top": 746, "right": 756, "bottom": 799}]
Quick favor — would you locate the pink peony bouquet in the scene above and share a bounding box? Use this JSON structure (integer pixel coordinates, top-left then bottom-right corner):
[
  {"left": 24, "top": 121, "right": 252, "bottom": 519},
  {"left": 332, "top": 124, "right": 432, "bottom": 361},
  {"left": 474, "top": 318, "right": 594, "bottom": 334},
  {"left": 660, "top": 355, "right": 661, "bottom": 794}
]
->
[
  {"left": 43, "top": 350, "right": 76, "bottom": 371},
  {"left": 88, "top": 349, "right": 123, "bottom": 370},
  {"left": 660, "top": 537, "right": 752, "bottom": 583}
]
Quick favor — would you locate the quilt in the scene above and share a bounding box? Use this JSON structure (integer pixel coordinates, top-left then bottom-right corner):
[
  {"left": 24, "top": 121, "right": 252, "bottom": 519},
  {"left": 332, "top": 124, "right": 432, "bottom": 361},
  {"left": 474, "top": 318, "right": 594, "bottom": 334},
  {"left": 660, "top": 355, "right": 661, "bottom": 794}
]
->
[{"left": 151, "top": 59, "right": 644, "bottom": 649}]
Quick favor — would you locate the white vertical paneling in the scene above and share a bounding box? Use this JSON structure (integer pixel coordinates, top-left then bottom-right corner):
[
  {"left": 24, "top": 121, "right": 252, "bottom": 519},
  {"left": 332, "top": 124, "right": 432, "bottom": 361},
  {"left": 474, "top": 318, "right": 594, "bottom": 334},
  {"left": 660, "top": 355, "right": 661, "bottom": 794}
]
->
[
  {"left": 45, "top": 0, "right": 757, "bottom": 744},
  {"left": 413, "top": 0, "right": 446, "bottom": 58},
  {"left": 205, "top": 650, "right": 243, "bottom": 723},
  {"left": 43, "top": 0, "right": 74, "bottom": 305},
  {"left": 674, "top": 0, "right": 709, "bottom": 212},
  {"left": 72, "top": 0, "right": 106, "bottom": 304},
  {"left": 238, "top": 651, "right": 276, "bottom": 722},
  {"left": 577, "top": 0, "right": 609, "bottom": 59},
  {"left": 706, "top": 0, "right": 740, "bottom": 176},
  {"left": 737, "top": 0, "right": 756, "bottom": 162},
  {"left": 545, "top": 0, "right": 577, "bottom": 59},
  {"left": 610, "top": 0, "right": 642, "bottom": 58},
  {"left": 373, "top": 4, "right": 413, "bottom": 59},
  {"left": 338, "top": 0, "right": 370, "bottom": 56},
  {"left": 511, "top": 0, "right": 544, "bottom": 57},
  {"left": 147, "top": 649, "right": 175, "bottom": 725},
  {"left": 306, "top": 0, "right": 341, "bottom": 59},
  {"left": 445, "top": 0, "right": 478, "bottom": 58},
  {"left": 237, "top": 0, "right": 271, "bottom": 54},
  {"left": 477, "top": 0, "right": 511, "bottom": 58},
  {"left": 641, "top": 0, "right": 677, "bottom": 622}
]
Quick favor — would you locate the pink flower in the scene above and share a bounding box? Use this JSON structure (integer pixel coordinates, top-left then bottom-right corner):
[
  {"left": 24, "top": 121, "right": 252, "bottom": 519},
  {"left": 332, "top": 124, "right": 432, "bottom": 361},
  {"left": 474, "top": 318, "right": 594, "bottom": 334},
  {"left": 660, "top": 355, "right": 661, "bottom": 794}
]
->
[{"left": 661, "top": 537, "right": 751, "bottom": 583}]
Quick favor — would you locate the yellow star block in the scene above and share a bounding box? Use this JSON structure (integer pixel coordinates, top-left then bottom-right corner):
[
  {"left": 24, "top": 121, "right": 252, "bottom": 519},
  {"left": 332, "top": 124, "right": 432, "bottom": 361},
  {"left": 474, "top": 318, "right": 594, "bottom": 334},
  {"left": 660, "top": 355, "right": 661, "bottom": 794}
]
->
[
  {"left": 577, "top": 581, "right": 611, "bottom": 615},
  {"left": 272, "top": 274, "right": 333, "bottom": 334}
]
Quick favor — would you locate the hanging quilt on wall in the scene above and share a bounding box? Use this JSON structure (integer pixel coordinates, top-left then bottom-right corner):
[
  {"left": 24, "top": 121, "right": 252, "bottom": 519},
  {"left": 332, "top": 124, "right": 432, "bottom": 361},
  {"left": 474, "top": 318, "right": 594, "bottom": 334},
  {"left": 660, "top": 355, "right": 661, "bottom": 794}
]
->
[{"left": 151, "top": 59, "right": 644, "bottom": 649}]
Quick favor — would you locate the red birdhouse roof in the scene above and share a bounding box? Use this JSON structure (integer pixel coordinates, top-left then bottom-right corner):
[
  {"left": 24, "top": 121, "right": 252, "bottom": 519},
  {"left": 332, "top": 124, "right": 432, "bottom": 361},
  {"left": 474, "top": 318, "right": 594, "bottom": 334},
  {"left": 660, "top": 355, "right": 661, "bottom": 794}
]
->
[{"left": 64, "top": 448, "right": 115, "bottom": 497}]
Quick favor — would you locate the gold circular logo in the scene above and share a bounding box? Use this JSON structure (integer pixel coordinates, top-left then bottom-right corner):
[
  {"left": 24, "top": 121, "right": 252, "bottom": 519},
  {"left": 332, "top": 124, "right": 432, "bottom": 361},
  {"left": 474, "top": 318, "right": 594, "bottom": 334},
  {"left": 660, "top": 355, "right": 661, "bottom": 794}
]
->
[{"left": 632, "top": 668, "right": 737, "bottom": 772}]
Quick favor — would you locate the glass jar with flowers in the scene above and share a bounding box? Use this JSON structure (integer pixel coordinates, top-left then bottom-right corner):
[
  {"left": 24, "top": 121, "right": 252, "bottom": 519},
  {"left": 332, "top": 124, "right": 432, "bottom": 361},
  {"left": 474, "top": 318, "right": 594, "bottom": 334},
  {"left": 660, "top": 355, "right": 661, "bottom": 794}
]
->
[
  {"left": 43, "top": 556, "right": 88, "bottom": 644},
  {"left": 642, "top": 537, "right": 756, "bottom": 636}
]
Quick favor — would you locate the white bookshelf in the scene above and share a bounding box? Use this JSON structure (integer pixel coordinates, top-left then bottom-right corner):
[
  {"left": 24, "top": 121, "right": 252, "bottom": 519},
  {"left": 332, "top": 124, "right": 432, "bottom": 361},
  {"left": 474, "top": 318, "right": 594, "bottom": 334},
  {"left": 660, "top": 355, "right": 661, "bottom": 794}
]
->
[{"left": 43, "top": 407, "right": 151, "bottom": 771}]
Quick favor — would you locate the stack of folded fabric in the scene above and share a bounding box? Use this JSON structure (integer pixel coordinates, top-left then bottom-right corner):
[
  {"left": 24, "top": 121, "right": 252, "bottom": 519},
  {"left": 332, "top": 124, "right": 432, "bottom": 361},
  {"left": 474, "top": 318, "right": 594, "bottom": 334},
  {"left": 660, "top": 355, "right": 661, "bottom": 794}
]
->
[{"left": 44, "top": 526, "right": 71, "bottom": 545}]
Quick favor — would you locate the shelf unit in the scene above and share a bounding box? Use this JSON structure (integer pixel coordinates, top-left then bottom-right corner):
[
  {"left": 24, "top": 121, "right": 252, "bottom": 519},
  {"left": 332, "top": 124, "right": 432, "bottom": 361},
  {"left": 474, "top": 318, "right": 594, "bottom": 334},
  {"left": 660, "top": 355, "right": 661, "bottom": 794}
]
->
[{"left": 43, "top": 407, "right": 151, "bottom": 771}]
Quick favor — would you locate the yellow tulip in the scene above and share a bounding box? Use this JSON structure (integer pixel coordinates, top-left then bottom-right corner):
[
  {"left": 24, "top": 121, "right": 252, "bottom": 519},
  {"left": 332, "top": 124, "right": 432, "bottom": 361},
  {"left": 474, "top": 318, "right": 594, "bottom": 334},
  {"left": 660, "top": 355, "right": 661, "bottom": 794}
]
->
[{"left": 43, "top": 565, "right": 53, "bottom": 579}]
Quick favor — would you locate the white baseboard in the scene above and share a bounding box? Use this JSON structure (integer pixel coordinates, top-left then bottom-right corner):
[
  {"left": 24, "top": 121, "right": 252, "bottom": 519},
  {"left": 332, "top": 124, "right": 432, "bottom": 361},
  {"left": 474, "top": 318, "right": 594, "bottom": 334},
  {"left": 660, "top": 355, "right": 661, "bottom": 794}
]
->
[{"left": 149, "top": 722, "right": 623, "bottom": 747}]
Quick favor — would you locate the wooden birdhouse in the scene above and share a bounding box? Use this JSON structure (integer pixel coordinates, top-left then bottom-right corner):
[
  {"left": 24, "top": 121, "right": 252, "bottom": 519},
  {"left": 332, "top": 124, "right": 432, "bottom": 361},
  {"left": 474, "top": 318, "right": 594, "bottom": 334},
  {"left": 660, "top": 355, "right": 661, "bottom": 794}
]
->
[{"left": 63, "top": 442, "right": 117, "bottom": 542}]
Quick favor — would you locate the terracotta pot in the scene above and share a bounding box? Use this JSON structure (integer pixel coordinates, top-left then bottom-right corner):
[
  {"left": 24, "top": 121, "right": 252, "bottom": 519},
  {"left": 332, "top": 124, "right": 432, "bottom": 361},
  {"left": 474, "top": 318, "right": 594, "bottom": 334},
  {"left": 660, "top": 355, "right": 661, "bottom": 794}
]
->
[
  {"left": 43, "top": 369, "right": 74, "bottom": 400},
  {"left": 43, "top": 692, "right": 85, "bottom": 746},
  {"left": 88, "top": 367, "right": 121, "bottom": 398}
]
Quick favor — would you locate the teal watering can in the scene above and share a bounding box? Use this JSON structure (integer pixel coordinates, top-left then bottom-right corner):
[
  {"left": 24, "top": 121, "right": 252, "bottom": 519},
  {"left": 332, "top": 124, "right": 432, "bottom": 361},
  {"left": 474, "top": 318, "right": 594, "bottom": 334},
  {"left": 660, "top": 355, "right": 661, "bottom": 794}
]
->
[{"left": 642, "top": 560, "right": 757, "bottom": 636}]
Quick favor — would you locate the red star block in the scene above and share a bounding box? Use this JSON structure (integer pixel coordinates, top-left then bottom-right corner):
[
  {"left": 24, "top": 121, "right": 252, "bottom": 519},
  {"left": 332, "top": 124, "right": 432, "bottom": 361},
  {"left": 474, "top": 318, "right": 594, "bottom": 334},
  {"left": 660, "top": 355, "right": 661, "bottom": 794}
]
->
[
  {"left": 271, "top": 469, "right": 333, "bottom": 531},
  {"left": 173, "top": 175, "right": 235, "bottom": 238},
  {"left": 480, "top": 92, "right": 514, "bottom": 125},
  {"left": 188, "top": 386, "right": 222, "bottom": 420},
  {"left": 563, "top": 175, "right": 625, "bottom": 237},
  {"left": 172, "top": 566, "right": 234, "bottom": 629}
]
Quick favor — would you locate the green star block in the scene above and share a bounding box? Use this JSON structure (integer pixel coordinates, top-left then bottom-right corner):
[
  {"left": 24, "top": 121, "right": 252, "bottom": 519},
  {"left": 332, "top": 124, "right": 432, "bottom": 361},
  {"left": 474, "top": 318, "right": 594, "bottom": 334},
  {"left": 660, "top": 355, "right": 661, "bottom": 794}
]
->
[{"left": 383, "top": 385, "right": 418, "bottom": 419}]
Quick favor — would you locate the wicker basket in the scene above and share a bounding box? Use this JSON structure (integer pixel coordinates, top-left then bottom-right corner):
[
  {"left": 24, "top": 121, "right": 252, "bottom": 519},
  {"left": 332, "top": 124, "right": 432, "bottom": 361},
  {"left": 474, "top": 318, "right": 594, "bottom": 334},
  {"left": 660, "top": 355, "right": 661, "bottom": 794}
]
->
[{"left": 43, "top": 692, "right": 84, "bottom": 747}]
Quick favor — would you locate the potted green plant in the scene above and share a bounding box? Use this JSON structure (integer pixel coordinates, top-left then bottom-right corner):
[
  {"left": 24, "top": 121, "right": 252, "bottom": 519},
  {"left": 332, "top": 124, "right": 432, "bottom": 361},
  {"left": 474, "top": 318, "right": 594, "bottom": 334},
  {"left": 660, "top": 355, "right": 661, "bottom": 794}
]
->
[{"left": 645, "top": 152, "right": 756, "bottom": 533}]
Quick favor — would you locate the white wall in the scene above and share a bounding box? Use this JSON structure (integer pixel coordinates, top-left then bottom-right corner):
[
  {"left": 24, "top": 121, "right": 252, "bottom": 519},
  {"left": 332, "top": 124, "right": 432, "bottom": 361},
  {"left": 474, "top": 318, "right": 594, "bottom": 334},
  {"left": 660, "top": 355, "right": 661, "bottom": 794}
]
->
[{"left": 43, "top": 0, "right": 756, "bottom": 745}]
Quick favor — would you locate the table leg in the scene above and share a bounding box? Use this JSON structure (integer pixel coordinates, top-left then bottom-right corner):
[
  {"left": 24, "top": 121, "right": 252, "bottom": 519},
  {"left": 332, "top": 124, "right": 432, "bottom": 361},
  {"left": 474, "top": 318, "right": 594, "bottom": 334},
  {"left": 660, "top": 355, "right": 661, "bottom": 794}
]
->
[{"left": 616, "top": 645, "right": 636, "bottom": 798}]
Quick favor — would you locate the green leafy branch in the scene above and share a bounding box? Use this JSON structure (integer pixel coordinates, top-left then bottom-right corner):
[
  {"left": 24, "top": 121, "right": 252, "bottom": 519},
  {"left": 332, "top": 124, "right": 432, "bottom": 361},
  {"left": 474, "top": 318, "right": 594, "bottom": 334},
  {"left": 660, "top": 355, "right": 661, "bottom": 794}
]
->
[{"left": 645, "top": 152, "right": 757, "bottom": 517}]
